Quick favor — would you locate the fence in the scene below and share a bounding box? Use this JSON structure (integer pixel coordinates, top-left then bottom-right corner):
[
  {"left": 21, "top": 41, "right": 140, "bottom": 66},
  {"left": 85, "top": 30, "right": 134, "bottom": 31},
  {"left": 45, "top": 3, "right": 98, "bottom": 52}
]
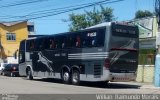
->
[{"left": 136, "top": 65, "right": 154, "bottom": 83}]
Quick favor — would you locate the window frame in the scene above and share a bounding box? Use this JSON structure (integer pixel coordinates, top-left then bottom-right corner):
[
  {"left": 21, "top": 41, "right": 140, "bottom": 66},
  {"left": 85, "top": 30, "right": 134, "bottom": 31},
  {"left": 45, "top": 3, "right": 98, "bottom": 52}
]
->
[{"left": 6, "top": 33, "right": 16, "bottom": 41}]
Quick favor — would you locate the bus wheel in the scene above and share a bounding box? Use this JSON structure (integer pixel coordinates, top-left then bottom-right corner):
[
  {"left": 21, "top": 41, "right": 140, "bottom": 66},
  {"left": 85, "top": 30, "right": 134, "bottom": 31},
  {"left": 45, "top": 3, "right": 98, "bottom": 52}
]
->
[
  {"left": 62, "top": 70, "right": 70, "bottom": 84},
  {"left": 71, "top": 70, "right": 80, "bottom": 85},
  {"left": 26, "top": 68, "right": 33, "bottom": 80}
]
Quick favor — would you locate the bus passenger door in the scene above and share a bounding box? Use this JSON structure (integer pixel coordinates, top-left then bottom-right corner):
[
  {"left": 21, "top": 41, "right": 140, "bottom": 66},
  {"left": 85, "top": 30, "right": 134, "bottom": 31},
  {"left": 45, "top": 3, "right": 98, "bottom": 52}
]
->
[{"left": 19, "top": 51, "right": 26, "bottom": 76}]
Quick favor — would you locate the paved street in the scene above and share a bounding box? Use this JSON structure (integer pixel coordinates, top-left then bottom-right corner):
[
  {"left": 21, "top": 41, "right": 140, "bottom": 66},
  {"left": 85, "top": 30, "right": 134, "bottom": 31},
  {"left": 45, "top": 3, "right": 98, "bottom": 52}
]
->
[{"left": 0, "top": 75, "right": 159, "bottom": 94}]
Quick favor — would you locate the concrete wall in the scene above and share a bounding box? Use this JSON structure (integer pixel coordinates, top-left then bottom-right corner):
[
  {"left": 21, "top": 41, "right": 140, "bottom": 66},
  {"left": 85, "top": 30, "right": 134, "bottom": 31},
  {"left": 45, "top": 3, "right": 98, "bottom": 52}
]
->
[{"left": 136, "top": 65, "right": 154, "bottom": 83}]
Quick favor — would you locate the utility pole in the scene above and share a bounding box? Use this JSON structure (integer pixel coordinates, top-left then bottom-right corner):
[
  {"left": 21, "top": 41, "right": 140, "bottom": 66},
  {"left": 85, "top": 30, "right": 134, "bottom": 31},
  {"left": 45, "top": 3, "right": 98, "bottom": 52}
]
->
[
  {"left": 155, "top": 0, "right": 160, "bottom": 25},
  {"left": 0, "top": 33, "right": 3, "bottom": 62},
  {"left": 155, "top": 0, "right": 160, "bottom": 87}
]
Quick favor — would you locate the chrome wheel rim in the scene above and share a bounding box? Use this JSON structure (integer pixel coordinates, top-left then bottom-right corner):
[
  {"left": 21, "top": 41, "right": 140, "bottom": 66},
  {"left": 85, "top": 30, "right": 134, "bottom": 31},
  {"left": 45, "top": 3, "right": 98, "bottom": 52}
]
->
[
  {"left": 27, "top": 70, "right": 30, "bottom": 79},
  {"left": 63, "top": 72, "right": 69, "bottom": 82},
  {"left": 72, "top": 72, "right": 78, "bottom": 83}
]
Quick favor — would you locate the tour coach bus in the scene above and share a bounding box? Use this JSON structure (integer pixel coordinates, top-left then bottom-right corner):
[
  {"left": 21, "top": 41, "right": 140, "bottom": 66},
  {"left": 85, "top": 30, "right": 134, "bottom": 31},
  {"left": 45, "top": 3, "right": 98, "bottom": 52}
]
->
[{"left": 18, "top": 22, "right": 139, "bottom": 85}]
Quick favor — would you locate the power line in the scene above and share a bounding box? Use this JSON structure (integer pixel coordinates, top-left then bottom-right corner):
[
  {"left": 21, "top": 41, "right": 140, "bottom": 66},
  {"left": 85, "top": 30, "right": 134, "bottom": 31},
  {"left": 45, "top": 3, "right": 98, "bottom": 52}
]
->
[
  {"left": 0, "top": 0, "right": 49, "bottom": 8},
  {"left": 0, "top": 0, "right": 110, "bottom": 19},
  {"left": 0, "top": 0, "right": 125, "bottom": 21},
  {"left": 25, "top": 0, "right": 125, "bottom": 20}
]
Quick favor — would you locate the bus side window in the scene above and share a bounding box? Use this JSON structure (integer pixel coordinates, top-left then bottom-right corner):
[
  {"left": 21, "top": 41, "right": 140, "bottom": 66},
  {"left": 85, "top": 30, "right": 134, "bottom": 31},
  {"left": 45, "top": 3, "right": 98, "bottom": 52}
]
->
[
  {"left": 84, "top": 33, "right": 92, "bottom": 47},
  {"left": 20, "top": 41, "right": 25, "bottom": 51},
  {"left": 91, "top": 36, "right": 97, "bottom": 47},
  {"left": 61, "top": 36, "right": 67, "bottom": 48},
  {"left": 35, "top": 39, "right": 41, "bottom": 51},
  {"left": 55, "top": 39, "right": 60, "bottom": 49},
  {"left": 44, "top": 38, "right": 50, "bottom": 49},
  {"left": 30, "top": 41, "right": 35, "bottom": 50},
  {"left": 76, "top": 35, "right": 81, "bottom": 48},
  {"left": 50, "top": 39, "right": 55, "bottom": 49},
  {"left": 67, "top": 36, "right": 72, "bottom": 48},
  {"left": 82, "top": 34, "right": 87, "bottom": 48},
  {"left": 39, "top": 39, "right": 44, "bottom": 50},
  {"left": 92, "top": 39, "right": 95, "bottom": 46},
  {"left": 96, "top": 29, "right": 105, "bottom": 47},
  {"left": 67, "top": 34, "right": 75, "bottom": 48}
]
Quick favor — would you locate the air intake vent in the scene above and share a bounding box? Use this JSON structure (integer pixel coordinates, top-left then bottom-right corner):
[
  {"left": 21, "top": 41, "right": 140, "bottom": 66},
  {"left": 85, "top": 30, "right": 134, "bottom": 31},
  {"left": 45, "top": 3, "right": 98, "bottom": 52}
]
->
[{"left": 94, "top": 65, "right": 101, "bottom": 78}]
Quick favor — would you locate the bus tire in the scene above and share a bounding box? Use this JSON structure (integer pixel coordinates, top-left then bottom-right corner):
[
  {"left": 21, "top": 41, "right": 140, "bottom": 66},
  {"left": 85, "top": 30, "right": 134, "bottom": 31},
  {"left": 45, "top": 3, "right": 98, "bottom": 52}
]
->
[
  {"left": 26, "top": 68, "right": 33, "bottom": 80},
  {"left": 71, "top": 70, "right": 80, "bottom": 85},
  {"left": 62, "top": 70, "right": 70, "bottom": 84}
]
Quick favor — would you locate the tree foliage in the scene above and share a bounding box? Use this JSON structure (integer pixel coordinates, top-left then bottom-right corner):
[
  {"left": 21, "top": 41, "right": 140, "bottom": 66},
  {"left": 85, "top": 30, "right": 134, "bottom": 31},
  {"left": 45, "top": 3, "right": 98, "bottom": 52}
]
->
[
  {"left": 69, "top": 6, "right": 114, "bottom": 31},
  {"left": 135, "top": 10, "right": 153, "bottom": 19}
]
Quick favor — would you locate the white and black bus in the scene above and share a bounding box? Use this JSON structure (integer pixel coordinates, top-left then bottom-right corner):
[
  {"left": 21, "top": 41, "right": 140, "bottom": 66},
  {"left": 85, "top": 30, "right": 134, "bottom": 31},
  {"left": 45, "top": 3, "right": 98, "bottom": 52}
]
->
[{"left": 18, "top": 22, "right": 139, "bottom": 85}]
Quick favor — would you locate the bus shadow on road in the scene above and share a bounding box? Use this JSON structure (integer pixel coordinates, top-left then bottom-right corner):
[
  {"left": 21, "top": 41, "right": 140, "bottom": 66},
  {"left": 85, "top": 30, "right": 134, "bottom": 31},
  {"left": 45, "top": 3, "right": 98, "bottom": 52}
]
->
[
  {"left": 30, "top": 78, "right": 141, "bottom": 89},
  {"left": 80, "top": 82, "right": 141, "bottom": 89}
]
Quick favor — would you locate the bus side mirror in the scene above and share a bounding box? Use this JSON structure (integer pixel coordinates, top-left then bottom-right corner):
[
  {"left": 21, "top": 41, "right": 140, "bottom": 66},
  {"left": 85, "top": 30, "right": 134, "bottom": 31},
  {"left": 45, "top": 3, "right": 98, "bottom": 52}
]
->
[
  {"left": 14, "top": 50, "right": 18, "bottom": 59},
  {"left": 14, "top": 52, "right": 17, "bottom": 59}
]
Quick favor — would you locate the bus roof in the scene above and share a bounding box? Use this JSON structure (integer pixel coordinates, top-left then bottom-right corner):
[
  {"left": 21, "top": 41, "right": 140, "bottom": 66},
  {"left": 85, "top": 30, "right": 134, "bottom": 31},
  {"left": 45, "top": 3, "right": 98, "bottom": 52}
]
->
[
  {"left": 27, "top": 22, "right": 133, "bottom": 41},
  {"left": 86, "top": 22, "right": 112, "bottom": 29}
]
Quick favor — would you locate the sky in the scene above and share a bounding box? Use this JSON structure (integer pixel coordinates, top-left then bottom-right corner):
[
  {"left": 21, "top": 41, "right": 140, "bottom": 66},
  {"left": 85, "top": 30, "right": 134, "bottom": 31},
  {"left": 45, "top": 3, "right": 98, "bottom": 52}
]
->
[{"left": 0, "top": 0, "right": 155, "bottom": 35}]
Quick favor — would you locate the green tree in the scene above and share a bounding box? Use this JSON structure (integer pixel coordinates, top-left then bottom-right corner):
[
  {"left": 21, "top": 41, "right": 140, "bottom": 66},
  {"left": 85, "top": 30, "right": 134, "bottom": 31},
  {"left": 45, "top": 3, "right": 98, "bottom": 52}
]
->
[
  {"left": 69, "top": 6, "right": 114, "bottom": 31},
  {"left": 135, "top": 10, "right": 153, "bottom": 19}
]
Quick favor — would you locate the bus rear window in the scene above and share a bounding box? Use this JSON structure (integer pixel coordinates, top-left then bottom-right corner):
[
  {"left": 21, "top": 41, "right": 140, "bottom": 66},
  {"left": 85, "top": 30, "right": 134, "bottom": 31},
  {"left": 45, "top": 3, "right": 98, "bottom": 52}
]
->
[{"left": 111, "top": 23, "right": 138, "bottom": 38}]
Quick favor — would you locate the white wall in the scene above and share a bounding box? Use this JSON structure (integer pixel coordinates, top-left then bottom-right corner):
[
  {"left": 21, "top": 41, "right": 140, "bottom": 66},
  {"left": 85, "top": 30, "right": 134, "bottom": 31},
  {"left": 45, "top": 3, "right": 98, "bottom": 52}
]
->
[{"left": 7, "top": 57, "right": 18, "bottom": 64}]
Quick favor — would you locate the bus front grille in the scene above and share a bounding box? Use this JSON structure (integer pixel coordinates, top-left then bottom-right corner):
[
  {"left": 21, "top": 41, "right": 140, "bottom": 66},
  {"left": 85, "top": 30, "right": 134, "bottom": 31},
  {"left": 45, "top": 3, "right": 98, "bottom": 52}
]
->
[{"left": 94, "top": 65, "right": 101, "bottom": 78}]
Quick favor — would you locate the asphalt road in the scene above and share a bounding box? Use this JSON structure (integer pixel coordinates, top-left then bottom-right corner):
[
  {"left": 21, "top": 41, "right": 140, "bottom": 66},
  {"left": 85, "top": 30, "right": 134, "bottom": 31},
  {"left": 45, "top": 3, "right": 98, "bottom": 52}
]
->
[{"left": 0, "top": 75, "right": 160, "bottom": 94}]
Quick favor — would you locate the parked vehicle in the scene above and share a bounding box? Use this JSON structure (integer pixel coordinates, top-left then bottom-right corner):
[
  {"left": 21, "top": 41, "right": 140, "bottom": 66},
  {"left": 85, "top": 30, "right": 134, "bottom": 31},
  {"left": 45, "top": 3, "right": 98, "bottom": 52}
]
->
[
  {"left": 0, "top": 63, "right": 8, "bottom": 75},
  {"left": 1, "top": 64, "right": 19, "bottom": 77},
  {"left": 19, "top": 22, "right": 139, "bottom": 85}
]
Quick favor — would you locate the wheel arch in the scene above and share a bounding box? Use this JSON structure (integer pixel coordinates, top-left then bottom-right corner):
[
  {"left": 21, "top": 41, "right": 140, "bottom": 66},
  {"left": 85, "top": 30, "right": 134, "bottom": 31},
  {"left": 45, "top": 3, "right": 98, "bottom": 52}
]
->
[
  {"left": 71, "top": 65, "right": 80, "bottom": 74},
  {"left": 26, "top": 65, "right": 33, "bottom": 75}
]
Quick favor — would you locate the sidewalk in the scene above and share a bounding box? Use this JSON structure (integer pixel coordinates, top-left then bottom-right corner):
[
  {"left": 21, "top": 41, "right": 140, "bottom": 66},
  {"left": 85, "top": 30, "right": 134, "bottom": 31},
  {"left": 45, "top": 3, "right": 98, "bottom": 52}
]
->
[
  {"left": 110, "top": 81, "right": 160, "bottom": 89},
  {"left": 139, "top": 83, "right": 160, "bottom": 89}
]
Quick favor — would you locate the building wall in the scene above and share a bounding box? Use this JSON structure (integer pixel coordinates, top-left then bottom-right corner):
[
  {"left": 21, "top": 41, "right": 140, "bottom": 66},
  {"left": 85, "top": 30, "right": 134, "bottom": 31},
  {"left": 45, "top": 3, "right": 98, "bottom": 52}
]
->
[
  {"left": 0, "top": 21, "right": 28, "bottom": 61},
  {"left": 153, "top": 16, "right": 158, "bottom": 37},
  {"left": 132, "top": 16, "right": 158, "bottom": 83},
  {"left": 136, "top": 65, "right": 154, "bottom": 83}
]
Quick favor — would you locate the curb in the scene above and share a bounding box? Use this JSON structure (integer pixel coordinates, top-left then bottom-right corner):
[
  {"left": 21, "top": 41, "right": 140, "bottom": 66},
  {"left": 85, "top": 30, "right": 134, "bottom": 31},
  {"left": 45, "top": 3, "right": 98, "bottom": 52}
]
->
[
  {"left": 110, "top": 82, "right": 160, "bottom": 89},
  {"left": 139, "top": 85, "right": 160, "bottom": 89}
]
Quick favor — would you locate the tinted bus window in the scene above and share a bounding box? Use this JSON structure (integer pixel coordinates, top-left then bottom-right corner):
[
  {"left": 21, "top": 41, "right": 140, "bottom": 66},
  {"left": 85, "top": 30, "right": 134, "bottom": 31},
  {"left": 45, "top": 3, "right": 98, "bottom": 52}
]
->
[
  {"left": 55, "top": 36, "right": 62, "bottom": 49},
  {"left": 26, "top": 41, "right": 30, "bottom": 51},
  {"left": 19, "top": 40, "right": 25, "bottom": 51},
  {"left": 50, "top": 35, "right": 67, "bottom": 49},
  {"left": 67, "top": 33, "right": 77, "bottom": 48},
  {"left": 112, "top": 23, "right": 138, "bottom": 38},
  {"left": 82, "top": 30, "right": 95, "bottom": 47},
  {"left": 67, "top": 33, "right": 82, "bottom": 48},
  {"left": 82, "top": 28, "right": 105, "bottom": 48},
  {"left": 26, "top": 40, "right": 35, "bottom": 51},
  {"left": 61, "top": 35, "right": 67, "bottom": 49},
  {"left": 96, "top": 28, "right": 105, "bottom": 47},
  {"left": 35, "top": 38, "right": 45, "bottom": 51},
  {"left": 49, "top": 37, "right": 55, "bottom": 49},
  {"left": 43, "top": 37, "right": 50, "bottom": 49}
]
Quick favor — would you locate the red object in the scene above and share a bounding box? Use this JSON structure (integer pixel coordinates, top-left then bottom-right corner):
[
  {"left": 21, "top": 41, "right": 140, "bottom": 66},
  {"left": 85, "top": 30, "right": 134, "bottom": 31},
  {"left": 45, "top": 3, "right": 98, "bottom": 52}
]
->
[{"left": 104, "top": 58, "right": 110, "bottom": 69}]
